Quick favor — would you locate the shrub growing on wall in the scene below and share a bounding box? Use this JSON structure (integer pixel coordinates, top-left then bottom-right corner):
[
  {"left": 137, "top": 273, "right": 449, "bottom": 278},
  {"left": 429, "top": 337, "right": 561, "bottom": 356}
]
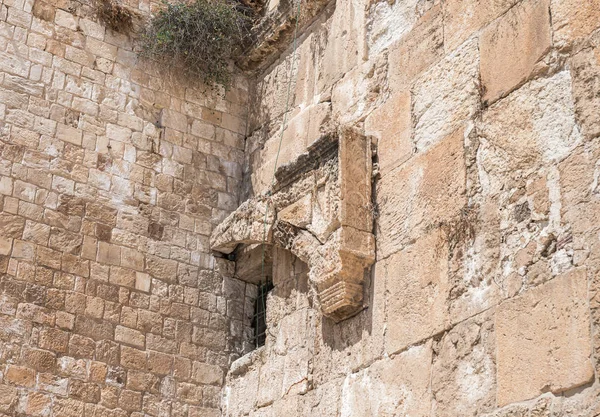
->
[
  {"left": 94, "top": 0, "right": 137, "bottom": 33},
  {"left": 142, "top": 0, "right": 252, "bottom": 87}
]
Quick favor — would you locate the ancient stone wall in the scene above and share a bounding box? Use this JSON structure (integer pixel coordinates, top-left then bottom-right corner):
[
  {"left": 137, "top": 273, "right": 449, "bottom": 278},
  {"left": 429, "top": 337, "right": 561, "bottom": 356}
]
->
[
  {"left": 0, "top": 0, "right": 253, "bottom": 416},
  {"left": 223, "top": 0, "right": 600, "bottom": 416}
]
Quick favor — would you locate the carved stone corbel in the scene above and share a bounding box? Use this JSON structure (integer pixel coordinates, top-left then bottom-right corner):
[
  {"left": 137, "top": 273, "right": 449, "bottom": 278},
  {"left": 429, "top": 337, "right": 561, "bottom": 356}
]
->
[{"left": 210, "top": 127, "right": 375, "bottom": 322}]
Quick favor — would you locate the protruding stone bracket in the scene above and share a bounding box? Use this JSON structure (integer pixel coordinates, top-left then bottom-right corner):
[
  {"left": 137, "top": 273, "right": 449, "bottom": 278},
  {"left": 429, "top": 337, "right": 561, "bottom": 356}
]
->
[{"left": 210, "top": 127, "right": 375, "bottom": 322}]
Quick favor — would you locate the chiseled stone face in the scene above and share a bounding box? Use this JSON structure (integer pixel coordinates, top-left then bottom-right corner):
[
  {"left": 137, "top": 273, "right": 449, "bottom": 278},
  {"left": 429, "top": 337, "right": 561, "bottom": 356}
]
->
[
  {"left": 442, "top": 0, "right": 519, "bottom": 52},
  {"left": 377, "top": 127, "right": 467, "bottom": 259},
  {"left": 340, "top": 342, "right": 432, "bottom": 417},
  {"left": 551, "top": 0, "right": 600, "bottom": 48},
  {"left": 496, "top": 269, "right": 594, "bottom": 406},
  {"left": 480, "top": 0, "right": 552, "bottom": 104},
  {"left": 384, "top": 230, "right": 449, "bottom": 355},
  {"left": 432, "top": 310, "right": 497, "bottom": 417},
  {"left": 411, "top": 38, "right": 480, "bottom": 152}
]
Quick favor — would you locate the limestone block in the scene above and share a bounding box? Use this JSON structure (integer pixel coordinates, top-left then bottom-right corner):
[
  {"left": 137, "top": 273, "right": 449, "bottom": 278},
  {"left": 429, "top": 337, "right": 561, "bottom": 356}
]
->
[
  {"left": 191, "top": 361, "right": 223, "bottom": 386},
  {"left": 432, "top": 310, "right": 496, "bottom": 416},
  {"left": 299, "top": 379, "right": 341, "bottom": 417},
  {"left": 365, "top": 90, "right": 412, "bottom": 176},
  {"left": 412, "top": 39, "right": 480, "bottom": 152},
  {"left": 377, "top": 127, "right": 466, "bottom": 259},
  {"left": 551, "top": 0, "right": 600, "bottom": 47},
  {"left": 340, "top": 342, "right": 432, "bottom": 417},
  {"left": 496, "top": 269, "right": 594, "bottom": 406},
  {"left": 443, "top": 0, "right": 519, "bottom": 52},
  {"left": 317, "top": 0, "right": 367, "bottom": 95},
  {"left": 331, "top": 55, "right": 387, "bottom": 125},
  {"left": 571, "top": 32, "right": 600, "bottom": 140},
  {"left": 478, "top": 71, "right": 582, "bottom": 189},
  {"left": 0, "top": 51, "right": 30, "bottom": 78},
  {"left": 480, "top": 0, "right": 552, "bottom": 104},
  {"left": 366, "top": 0, "right": 419, "bottom": 57},
  {"left": 384, "top": 231, "right": 449, "bottom": 355},
  {"left": 257, "top": 354, "right": 284, "bottom": 408},
  {"left": 558, "top": 144, "right": 600, "bottom": 242}
]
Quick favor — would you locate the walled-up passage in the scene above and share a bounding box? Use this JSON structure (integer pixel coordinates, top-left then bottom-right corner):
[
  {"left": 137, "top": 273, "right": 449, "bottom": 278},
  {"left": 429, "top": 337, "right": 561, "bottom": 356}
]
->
[{"left": 1, "top": 0, "right": 600, "bottom": 416}]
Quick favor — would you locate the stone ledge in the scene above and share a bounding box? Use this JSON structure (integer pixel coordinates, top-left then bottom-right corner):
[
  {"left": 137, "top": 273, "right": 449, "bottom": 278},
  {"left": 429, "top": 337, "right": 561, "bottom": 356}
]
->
[{"left": 210, "top": 127, "right": 375, "bottom": 322}]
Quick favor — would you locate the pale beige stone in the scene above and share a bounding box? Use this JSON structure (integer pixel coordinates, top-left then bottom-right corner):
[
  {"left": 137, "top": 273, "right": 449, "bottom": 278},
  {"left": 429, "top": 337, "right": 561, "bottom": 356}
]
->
[
  {"left": 135, "top": 272, "right": 151, "bottom": 293},
  {"left": 377, "top": 127, "right": 467, "bottom": 259},
  {"left": 385, "top": 231, "right": 449, "bottom": 354},
  {"left": 551, "top": 0, "right": 600, "bottom": 47},
  {"left": 387, "top": 4, "right": 444, "bottom": 91},
  {"left": 479, "top": 71, "right": 583, "bottom": 188},
  {"left": 411, "top": 39, "right": 480, "bottom": 152},
  {"left": 443, "top": 0, "right": 519, "bottom": 52},
  {"left": 480, "top": 0, "right": 552, "bottom": 104},
  {"left": 571, "top": 32, "right": 600, "bottom": 140},
  {"left": 432, "top": 310, "right": 496, "bottom": 416},
  {"left": 496, "top": 269, "right": 594, "bottom": 406},
  {"left": 365, "top": 90, "right": 412, "bottom": 176},
  {"left": 340, "top": 342, "right": 432, "bottom": 417}
]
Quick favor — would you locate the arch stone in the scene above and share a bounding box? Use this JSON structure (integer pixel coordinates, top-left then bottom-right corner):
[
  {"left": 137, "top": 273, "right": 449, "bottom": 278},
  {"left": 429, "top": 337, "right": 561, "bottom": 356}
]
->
[{"left": 210, "top": 127, "right": 376, "bottom": 322}]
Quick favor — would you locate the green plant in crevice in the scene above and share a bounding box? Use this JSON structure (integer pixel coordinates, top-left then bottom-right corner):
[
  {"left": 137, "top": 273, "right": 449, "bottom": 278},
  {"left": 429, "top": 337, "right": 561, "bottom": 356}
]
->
[
  {"left": 141, "top": 0, "right": 252, "bottom": 88},
  {"left": 94, "top": 0, "right": 137, "bottom": 33}
]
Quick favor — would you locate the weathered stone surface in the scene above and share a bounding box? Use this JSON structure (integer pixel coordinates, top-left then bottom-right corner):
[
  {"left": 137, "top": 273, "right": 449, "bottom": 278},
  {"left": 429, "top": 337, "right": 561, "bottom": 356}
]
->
[
  {"left": 443, "top": 0, "right": 519, "bottom": 52},
  {"left": 571, "top": 31, "right": 600, "bottom": 140},
  {"left": 551, "top": 0, "right": 600, "bottom": 47},
  {"left": 365, "top": 90, "right": 412, "bottom": 176},
  {"left": 385, "top": 231, "right": 449, "bottom": 354},
  {"left": 432, "top": 310, "right": 496, "bottom": 416},
  {"left": 479, "top": 71, "right": 582, "bottom": 181},
  {"left": 480, "top": 0, "right": 552, "bottom": 104},
  {"left": 340, "top": 342, "right": 432, "bottom": 417},
  {"left": 387, "top": 3, "right": 444, "bottom": 91},
  {"left": 366, "top": 0, "right": 419, "bottom": 57},
  {"left": 411, "top": 39, "right": 480, "bottom": 152},
  {"left": 377, "top": 127, "right": 467, "bottom": 259},
  {"left": 496, "top": 269, "right": 594, "bottom": 405}
]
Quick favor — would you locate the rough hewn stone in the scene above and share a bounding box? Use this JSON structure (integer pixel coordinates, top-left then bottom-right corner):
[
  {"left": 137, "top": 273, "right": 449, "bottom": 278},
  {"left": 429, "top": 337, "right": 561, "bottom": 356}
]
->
[
  {"left": 480, "top": 0, "right": 552, "bottom": 104},
  {"left": 496, "top": 269, "right": 594, "bottom": 405}
]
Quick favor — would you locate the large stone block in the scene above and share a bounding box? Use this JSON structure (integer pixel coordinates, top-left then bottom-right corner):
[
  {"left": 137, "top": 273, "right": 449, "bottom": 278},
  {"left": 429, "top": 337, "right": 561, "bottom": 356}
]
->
[
  {"left": 411, "top": 39, "right": 480, "bottom": 152},
  {"left": 551, "top": 0, "right": 600, "bottom": 47},
  {"left": 387, "top": 3, "right": 444, "bottom": 91},
  {"left": 480, "top": 0, "right": 552, "bottom": 104},
  {"left": 317, "top": 0, "right": 367, "bottom": 95},
  {"left": 377, "top": 127, "right": 466, "bottom": 259},
  {"left": 432, "top": 310, "right": 496, "bottom": 416},
  {"left": 385, "top": 231, "right": 449, "bottom": 355},
  {"left": 339, "top": 342, "right": 432, "bottom": 417},
  {"left": 365, "top": 90, "right": 412, "bottom": 176},
  {"left": 478, "top": 70, "right": 582, "bottom": 191},
  {"left": 496, "top": 269, "right": 594, "bottom": 406},
  {"left": 366, "top": 0, "right": 419, "bottom": 57},
  {"left": 571, "top": 32, "right": 600, "bottom": 140},
  {"left": 443, "top": 0, "right": 519, "bottom": 52}
]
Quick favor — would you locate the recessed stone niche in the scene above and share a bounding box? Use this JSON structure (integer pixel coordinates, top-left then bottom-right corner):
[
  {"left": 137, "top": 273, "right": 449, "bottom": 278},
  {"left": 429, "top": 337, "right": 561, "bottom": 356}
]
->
[{"left": 210, "top": 127, "right": 375, "bottom": 322}]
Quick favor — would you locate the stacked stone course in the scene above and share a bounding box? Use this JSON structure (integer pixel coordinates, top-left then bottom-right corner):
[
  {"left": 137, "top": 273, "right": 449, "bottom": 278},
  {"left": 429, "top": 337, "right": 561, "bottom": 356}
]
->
[
  {"left": 2, "top": 0, "right": 600, "bottom": 416},
  {"left": 223, "top": 0, "right": 600, "bottom": 416},
  {"left": 0, "top": 0, "right": 254, "bottom": 416}
]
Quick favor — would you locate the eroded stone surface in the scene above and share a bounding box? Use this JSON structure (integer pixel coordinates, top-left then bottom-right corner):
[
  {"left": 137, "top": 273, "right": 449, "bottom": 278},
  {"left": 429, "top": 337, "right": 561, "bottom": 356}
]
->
[
  {"left": 377, "top": 127, "right": 467, "bottom": 259},
  {"left": 411, "top": 39, "right": 480, "bottom": 152},
  {"left": 496, "top": 269, "right": 594, "bottom": 405},
  {"left": 480, "top": 0, "right": 552, "bottom": 104}
]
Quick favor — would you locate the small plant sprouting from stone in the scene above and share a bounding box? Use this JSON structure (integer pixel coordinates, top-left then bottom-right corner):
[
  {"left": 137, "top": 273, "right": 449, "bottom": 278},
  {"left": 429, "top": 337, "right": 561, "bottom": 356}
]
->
[
  {"left": 94, "top": 0, "right": 137, "bottom": 33},
  {"left": 141, "top": 0, "right": 252, "bottom": 88}
]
